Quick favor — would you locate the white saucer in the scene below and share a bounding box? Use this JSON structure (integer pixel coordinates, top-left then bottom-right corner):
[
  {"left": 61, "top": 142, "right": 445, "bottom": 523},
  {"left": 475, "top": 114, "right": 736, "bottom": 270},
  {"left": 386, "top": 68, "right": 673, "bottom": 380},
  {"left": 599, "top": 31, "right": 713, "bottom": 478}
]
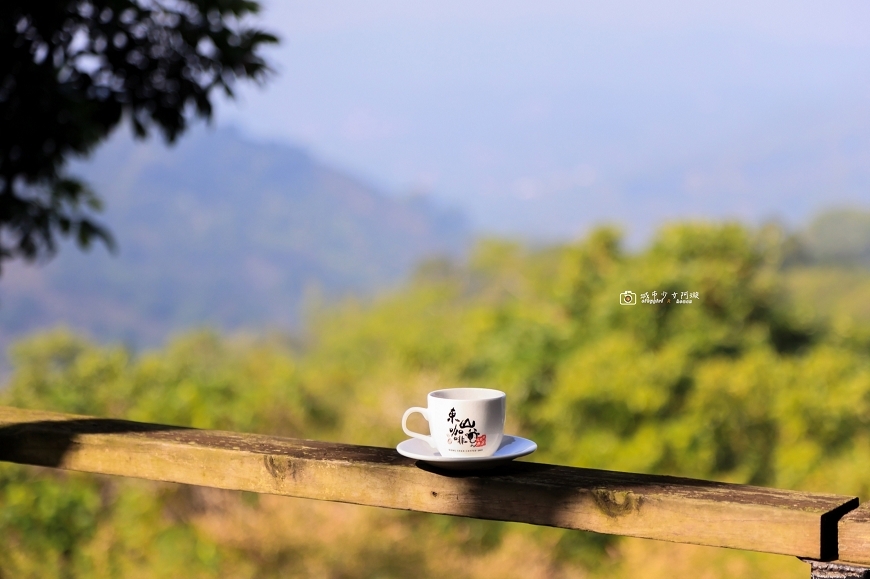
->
[{"left": 396, "top": 435, "right": 537, "bottom": 470}]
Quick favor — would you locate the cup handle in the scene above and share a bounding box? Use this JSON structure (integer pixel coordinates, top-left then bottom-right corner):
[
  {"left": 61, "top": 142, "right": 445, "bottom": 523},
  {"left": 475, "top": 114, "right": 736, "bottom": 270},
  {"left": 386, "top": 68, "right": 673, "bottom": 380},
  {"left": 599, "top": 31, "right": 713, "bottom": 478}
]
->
[{"left": 402, "top": 407, "right": 435, "bottom": 449}]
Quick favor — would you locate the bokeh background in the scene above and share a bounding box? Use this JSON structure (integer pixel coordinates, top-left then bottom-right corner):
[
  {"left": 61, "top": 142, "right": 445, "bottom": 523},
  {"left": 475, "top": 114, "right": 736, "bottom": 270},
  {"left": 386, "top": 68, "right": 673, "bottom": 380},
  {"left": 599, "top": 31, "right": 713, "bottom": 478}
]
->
[{"left": 3, "top": 1, "right": 870, "bottom": 577}]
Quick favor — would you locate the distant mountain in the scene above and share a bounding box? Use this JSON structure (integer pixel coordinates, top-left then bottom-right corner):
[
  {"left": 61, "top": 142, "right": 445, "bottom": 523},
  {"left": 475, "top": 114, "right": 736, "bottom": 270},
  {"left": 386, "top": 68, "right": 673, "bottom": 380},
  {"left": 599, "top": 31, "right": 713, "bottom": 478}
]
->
[
  {"left": 0, "top": 127, "right": 469, "bottom": 352},
  {"left": 799, "top": 208, "right": 870, "bottom": 267}
]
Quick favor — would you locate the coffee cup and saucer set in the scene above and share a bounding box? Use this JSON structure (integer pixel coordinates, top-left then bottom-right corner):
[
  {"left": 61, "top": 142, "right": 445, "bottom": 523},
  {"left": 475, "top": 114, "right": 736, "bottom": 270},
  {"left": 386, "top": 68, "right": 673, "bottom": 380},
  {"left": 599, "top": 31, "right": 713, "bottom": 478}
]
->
[{"left": 396, "top": 388, "right": 537, "bottom": 470}]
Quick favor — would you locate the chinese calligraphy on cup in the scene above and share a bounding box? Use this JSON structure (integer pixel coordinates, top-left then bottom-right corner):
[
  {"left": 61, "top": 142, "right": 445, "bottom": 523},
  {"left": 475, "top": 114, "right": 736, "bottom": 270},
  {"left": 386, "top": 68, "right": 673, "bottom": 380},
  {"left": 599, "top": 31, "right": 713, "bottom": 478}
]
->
[{"left": 402, "top": 388, "right": 506, "bottom": 457}]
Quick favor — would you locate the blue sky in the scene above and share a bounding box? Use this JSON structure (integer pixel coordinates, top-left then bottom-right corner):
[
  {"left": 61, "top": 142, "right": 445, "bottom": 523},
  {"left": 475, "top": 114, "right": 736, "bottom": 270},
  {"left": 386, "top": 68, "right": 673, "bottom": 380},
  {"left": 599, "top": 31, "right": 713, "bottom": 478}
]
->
[{"left": 213, "top": 0, "right": 870, "bottom": 241}]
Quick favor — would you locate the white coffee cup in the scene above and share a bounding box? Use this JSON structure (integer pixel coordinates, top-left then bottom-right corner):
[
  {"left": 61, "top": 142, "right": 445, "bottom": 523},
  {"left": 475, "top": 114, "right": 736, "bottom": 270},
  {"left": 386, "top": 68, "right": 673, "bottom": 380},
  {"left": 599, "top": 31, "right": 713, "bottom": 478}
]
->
[{"left": 402, "top": 388, "right": 506, "bottom": 458}]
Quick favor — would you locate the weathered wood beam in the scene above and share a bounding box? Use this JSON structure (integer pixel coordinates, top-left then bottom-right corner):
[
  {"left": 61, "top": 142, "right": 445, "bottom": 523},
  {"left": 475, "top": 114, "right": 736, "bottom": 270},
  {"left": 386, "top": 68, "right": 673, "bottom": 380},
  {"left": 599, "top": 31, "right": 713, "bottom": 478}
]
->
[
  {"left": 0, "top": 406, "right": 859, "bottom": 560},
  {"left": 838, "top": 503, "right": 870, "bottom": 565},
  {"left": 806, "top": 560, "right": 870, "bottom": 579}
]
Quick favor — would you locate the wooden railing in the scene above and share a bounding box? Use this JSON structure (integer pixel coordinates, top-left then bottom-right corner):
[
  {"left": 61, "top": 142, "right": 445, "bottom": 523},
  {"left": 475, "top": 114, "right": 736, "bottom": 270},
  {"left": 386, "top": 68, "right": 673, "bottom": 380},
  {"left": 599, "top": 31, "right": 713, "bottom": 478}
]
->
[{"left": 2, "top": 405, "right": 870, "bottom": 578}]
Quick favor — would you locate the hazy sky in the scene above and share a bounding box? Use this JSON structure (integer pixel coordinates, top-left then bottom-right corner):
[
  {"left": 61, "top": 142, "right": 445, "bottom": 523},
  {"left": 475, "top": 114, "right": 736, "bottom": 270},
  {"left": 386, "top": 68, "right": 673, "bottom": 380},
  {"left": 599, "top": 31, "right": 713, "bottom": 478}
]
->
[{"left": 214, "top": 0, "right": 870, "bottom": 240}]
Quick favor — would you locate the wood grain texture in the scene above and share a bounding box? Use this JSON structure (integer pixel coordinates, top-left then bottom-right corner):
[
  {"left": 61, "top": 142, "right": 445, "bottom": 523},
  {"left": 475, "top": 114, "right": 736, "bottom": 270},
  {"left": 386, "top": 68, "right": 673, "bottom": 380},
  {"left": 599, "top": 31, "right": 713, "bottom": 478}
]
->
[
  {"left": 0, "top": 406, "right": 858, "bottom": 559},
  {"left": 839, "top": 503, "right": 870, "bottom": 565}
]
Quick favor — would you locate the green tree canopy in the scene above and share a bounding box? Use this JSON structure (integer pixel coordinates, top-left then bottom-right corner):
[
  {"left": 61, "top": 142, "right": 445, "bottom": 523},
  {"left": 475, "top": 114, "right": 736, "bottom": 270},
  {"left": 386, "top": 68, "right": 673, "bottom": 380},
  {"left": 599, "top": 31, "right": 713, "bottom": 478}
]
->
[
  {"left": 3, "top": 223, "right": 870, "bottom": 578},
  {"left": 0, "top": 0, "right": 276, "bottom": 273}
]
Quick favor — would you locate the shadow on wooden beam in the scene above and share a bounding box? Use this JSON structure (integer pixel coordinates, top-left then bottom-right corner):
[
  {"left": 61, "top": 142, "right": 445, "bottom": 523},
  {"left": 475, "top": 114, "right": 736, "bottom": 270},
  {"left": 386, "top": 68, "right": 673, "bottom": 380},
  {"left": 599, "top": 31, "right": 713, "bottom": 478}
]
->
[{"left": 0, "top": 405, "right": 860, "bottom": 562}]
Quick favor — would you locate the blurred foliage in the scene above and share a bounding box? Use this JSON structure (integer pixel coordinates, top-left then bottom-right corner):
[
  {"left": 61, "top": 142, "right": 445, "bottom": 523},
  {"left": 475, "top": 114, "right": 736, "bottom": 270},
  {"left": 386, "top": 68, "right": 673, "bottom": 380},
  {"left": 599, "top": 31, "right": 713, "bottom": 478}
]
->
[
  {"left": 775, "top": 207, "right": 870, "bottom": 324},
  {"left": 0, "top": 0, "right": 276, "bottom": 271},
  {"left": 801, "top": 208, "right": 870, "bottom": 266},
  {"left": 3, "top": 221, "right": 870, "bottom": 578},
  {"left": 784, "top": 267, "right": 870, "bottom": 324}
]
